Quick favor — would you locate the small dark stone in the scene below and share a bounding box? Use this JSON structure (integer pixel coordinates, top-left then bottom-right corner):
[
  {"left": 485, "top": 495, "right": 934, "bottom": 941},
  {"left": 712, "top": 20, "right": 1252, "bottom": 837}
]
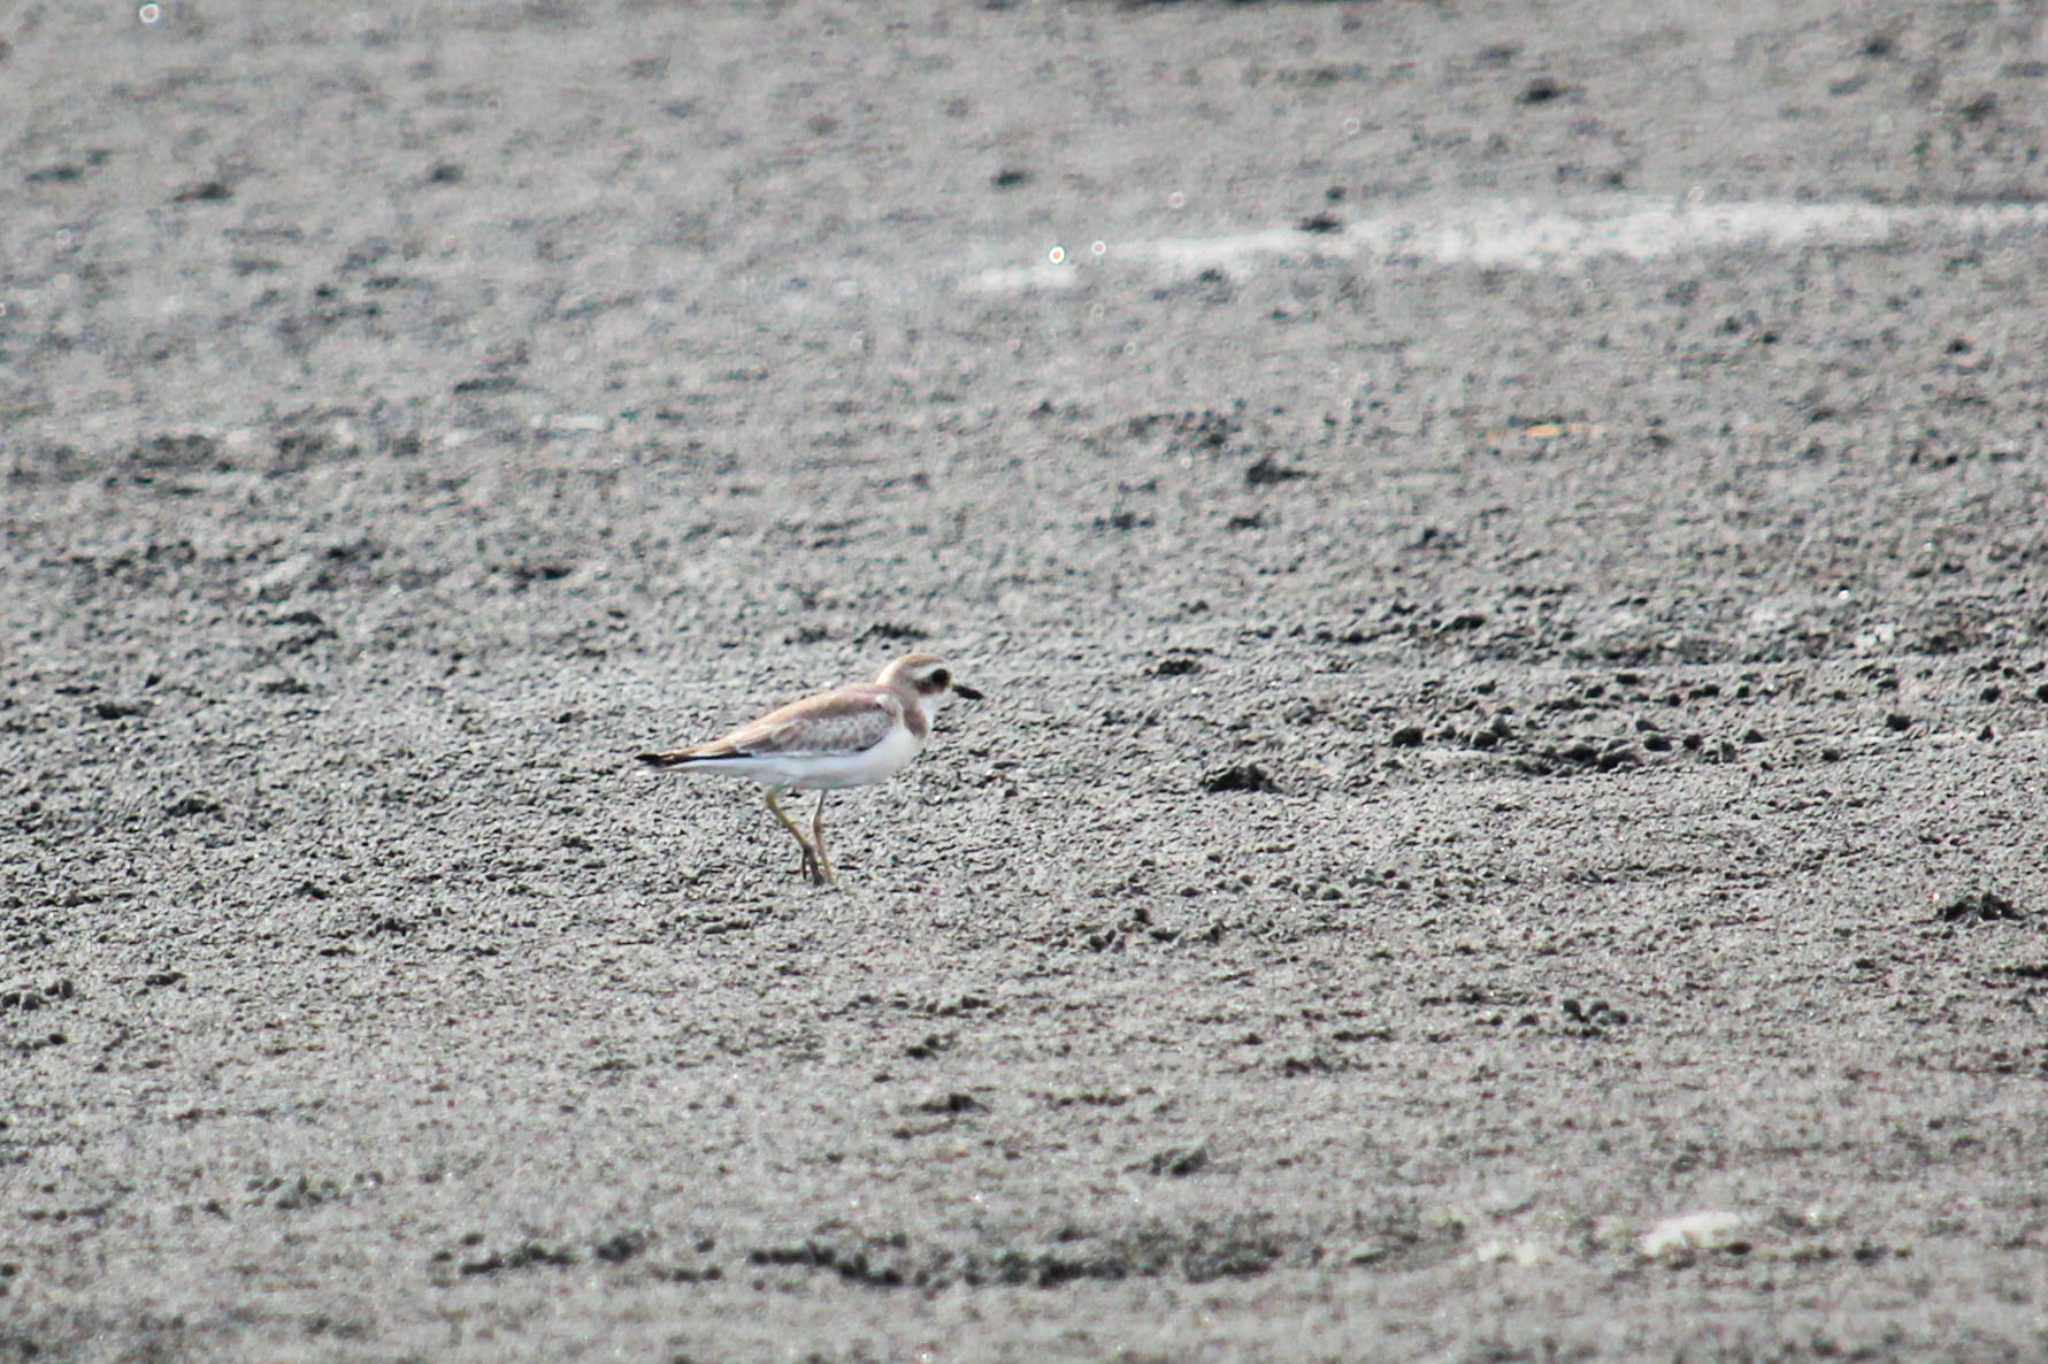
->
[
  {"left": 1147, "top": 1146, "right": 1210, "bottom": 1178},
  {"left": 1643, "top": 734, "right": 1674, "bottom": 752},
  {"left": 1389, "top": 724, "right": 1424, "bottom": 748},
  {"left": 1296, "top": 211, "right": 1343, "bottom": 235},
  {"left": 1203, "top": 763, "right": 1279, "bottom": 795},
  {"left": 1885, "top": 712, "right": 1912, "bottom": 732},
  {"left": 1519, "top": 76, "right": 1568, "bottom": 104},
  {"left": 991, "top": 168, "right": 1032, "bottom": 189},
  {"left": 858, "top": 622, "right": 927, "bottom": 644},
  {"left": 592, "top": 1231, "right": 649, "bottom": 1265},
  {"left": 1937, "top": 891, "right": 2025, "bottom": 925},
  {"left": 461, "top": 1240, "right": 576, "bottom": 1276},
  {"left": 1245, "top": 455, "right": 1312, "bottom": 486},
  {"left": 1595, "top": 745, "right": 1641, "bottom": 771},
  {"left": 1956, "top": 93, "right": 1998, "bottom": 124},
  {"left": 1980, "top": 685, "right": 2001, "bottom": 702},
  {"left": 173, "top": 179, "right": 233, "bottom": 204},
  {"left": 915, "top": 1092, "right": 986, "bottom": 1115}
]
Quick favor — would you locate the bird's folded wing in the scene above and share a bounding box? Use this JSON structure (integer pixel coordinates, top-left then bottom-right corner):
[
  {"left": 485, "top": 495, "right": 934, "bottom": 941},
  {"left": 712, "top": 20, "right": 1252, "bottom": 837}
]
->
[{"left": 693, "top": 689, "right": 902, "bottom": 758}]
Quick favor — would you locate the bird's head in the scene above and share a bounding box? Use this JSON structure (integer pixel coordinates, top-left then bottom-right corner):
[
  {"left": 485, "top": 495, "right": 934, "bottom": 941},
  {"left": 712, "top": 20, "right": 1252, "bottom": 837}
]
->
[{"left": 880, "top": 651, "right": 983, "bottom": 715}]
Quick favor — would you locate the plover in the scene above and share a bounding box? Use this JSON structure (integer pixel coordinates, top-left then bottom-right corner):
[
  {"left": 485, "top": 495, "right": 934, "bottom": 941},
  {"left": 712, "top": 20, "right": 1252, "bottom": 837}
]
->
[{"left": 636, "top": 652, "right": 983, "bottom": 886}]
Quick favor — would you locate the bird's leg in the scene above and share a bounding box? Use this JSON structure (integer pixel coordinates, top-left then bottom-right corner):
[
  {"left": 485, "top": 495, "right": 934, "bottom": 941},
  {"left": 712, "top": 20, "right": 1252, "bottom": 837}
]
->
[
  {"left": 811, "top": 793, "right": 835, "bottom": 886},
  {"left": 764, "top": 790, "right": 820, "bottom": 883}
]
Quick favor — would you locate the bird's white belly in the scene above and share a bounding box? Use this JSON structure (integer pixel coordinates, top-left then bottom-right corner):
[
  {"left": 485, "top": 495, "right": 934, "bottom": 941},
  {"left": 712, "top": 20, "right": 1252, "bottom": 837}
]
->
[
  {"left": 687, "top": 724, "right": 923, "bottom": 791},
  {"left": 787, "top": 723, "right": 922, "bottom": 789}
]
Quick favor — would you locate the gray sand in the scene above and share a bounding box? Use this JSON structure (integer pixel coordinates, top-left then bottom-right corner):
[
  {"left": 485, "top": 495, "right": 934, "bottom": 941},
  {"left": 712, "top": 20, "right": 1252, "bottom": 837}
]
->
[{"left": 5, "top": 1, "right": 2046, "bottom": 1359}]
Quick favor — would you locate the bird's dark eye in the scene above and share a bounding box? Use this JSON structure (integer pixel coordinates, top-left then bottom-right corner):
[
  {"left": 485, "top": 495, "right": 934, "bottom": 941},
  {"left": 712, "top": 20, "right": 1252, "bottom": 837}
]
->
[{"left": 930, "top": 668, "right": 950, "bottom": 688}]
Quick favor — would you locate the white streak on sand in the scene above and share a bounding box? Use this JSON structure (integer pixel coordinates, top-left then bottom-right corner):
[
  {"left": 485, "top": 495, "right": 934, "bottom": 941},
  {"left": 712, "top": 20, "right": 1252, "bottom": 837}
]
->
[{"left": 962, "top": 198, "right": 2048, "bottom": 293}]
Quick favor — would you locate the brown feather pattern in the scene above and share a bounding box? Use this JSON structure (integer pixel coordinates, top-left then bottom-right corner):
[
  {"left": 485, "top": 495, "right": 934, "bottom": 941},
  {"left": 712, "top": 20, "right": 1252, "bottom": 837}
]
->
[{"left": 638, "top": 687, "right": 909, "bottom": 765}]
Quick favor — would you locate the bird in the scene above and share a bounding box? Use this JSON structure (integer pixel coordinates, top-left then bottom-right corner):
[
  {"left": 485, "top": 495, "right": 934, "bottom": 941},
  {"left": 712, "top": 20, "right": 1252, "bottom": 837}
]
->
[{"left": 636, "top": 652, "right": 983, "bottom": 886}]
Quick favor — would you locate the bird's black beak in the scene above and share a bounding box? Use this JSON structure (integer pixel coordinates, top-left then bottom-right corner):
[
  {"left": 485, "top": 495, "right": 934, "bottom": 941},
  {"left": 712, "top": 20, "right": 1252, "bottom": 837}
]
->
[{"left": 951, "top": 682, "right": 984, "bottom": 701}]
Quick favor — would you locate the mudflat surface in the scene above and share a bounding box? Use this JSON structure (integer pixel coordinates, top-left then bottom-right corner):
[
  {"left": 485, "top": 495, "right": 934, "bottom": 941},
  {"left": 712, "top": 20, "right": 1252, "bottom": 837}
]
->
[{"left": 5, "top": 1, "right": 2048, "bottom": 1359}]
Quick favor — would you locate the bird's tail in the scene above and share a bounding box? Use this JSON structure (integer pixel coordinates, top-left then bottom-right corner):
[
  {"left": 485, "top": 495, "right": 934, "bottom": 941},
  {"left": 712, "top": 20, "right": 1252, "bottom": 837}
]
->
[{"left": 637, "top": 748, "right": 746, "bottom": 768}]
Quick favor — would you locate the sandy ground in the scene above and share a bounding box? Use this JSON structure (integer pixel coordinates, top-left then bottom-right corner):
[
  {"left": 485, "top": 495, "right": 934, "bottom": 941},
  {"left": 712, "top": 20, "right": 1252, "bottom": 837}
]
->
[{"left": 5, "top": 0, "right": 2048, "bottom": 1359}]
